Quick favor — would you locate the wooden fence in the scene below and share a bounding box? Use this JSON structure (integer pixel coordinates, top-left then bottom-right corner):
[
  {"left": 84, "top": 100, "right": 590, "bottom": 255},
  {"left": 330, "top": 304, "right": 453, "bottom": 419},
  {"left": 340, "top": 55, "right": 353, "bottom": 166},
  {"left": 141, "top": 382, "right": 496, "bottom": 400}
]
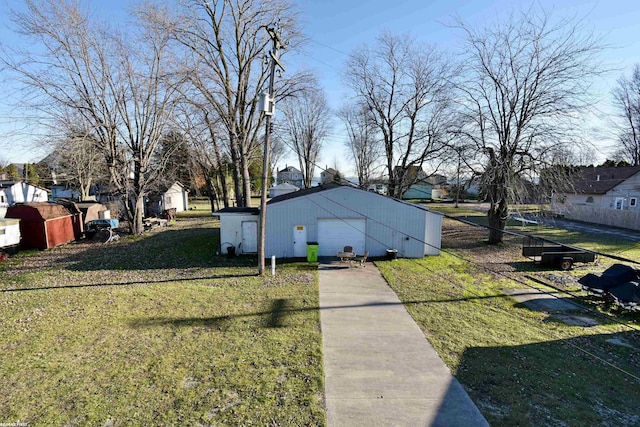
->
[{"left": 562, "top": 204, "right": 640, "bottom": 231}]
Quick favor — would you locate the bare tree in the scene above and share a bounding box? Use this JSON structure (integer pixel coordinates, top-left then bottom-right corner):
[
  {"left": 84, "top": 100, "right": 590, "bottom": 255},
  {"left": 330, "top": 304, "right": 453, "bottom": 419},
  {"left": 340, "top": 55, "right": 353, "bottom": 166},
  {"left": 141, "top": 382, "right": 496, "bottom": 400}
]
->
[
  {"left": 612, "top": 64, "right": 640, "bottom": 166},
  {"left": 454, "top": 8, "right": 604, "bottom": 243},
  {"left": 148, "top": 0, "right": 309, "bottom": 207},
  {"left": 174, "top": 101, "right": 232, "bottom": 210},
  {"left": 343, "top": 32, "right": 455, "bottom": 199},
  {"left": 55, "top": 125, "right": 108, "bottom": 201},
  {"left": 279, "top": 84, "right": 332, "bottom": 188},
  {"left": 338, "top": 102, "right": 382, "bottom": 189},
  {"left": 4, "top": 0, "right": 183, "bottom": 234}
]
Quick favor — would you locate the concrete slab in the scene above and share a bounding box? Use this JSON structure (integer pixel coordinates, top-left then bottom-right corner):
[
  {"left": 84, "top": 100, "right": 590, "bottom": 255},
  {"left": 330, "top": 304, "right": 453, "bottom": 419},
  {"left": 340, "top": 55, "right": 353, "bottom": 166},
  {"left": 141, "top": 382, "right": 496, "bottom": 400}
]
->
[
  {"left": 319, "top": 261, "right": 488, "bottom": 426},
  {"left": 550, "top": 313, "right": 599, "bottom": 327},
  {"left": 503, "top": 288, "right": 584, "bottom": 311}
]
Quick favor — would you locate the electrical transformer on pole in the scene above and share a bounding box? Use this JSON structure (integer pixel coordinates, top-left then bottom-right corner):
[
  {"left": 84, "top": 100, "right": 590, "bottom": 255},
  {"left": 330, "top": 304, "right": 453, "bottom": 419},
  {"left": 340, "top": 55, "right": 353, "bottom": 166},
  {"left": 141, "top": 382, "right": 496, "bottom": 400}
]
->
[{"left": 258, "top": 27, "right": 285, "bottom": 275}]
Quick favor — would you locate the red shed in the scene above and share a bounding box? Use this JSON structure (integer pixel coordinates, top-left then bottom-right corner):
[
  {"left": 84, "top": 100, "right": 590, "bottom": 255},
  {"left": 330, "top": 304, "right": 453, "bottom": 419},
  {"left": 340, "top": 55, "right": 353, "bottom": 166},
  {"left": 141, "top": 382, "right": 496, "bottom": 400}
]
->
[
  {"left": 54, "top": 199, "right": 84, "bottom": 240},
  {"left": 6, "top": 202, "right": 77, "bottom": 250}
]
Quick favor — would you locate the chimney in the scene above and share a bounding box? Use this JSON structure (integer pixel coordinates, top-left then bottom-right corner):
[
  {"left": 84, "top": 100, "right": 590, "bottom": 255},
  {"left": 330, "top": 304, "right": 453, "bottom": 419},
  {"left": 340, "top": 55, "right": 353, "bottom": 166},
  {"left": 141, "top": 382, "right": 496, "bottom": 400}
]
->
[{"left": 596, "top": 175, "right": 600, "bottom": 181}]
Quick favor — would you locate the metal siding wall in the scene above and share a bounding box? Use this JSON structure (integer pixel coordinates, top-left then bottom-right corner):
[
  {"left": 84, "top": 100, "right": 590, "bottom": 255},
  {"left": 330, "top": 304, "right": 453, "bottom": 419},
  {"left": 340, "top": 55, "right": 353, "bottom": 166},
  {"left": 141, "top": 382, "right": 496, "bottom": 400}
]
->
[
  {"left": 424, "top": 213, "right": 442, "bottom": 256},
  {"left": 265, "top": 187, "right": 442, "bottom": 259},
  {"left": 219, "top": 214, "right": 257, "bottom": 253},
  {"left": 266, "top": 199, "right": 320, "bottom": 258}
]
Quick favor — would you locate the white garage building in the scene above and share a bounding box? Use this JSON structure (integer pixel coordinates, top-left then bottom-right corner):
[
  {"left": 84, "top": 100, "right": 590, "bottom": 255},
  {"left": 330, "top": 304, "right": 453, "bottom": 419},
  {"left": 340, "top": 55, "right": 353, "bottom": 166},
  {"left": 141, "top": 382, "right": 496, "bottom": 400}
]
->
[{"left": 265, "top": 183, "right": 442, "bottom": 259}]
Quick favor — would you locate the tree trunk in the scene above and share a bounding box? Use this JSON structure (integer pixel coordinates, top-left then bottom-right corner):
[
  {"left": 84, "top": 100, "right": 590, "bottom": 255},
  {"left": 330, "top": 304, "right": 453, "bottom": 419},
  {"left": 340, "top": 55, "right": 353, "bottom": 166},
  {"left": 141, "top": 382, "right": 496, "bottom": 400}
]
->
[
  {"left": 132, "top": 193, "right": 145, "bottom": 235},
  {"left": 211, "top": 144, "right": 229, "bottom": 208},
  {"left": 487, "top": 199, "right": 508, "bottom": 244},
  {"left": 205, "top": 175, "right": 218, "bottom": 212},
  {"left": 241, "top": 155, "right": 252, "bottom": 207},
  {"left": 231, "top": 163, "right": 243, "bottom": 207}
]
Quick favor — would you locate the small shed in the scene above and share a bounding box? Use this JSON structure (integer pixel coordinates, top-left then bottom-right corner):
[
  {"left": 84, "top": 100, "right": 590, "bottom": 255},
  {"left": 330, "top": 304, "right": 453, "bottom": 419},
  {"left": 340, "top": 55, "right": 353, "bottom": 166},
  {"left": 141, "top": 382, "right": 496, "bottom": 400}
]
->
[
  {"left": 264, "top": 183, "right": 442, "bottom": 259},
  {"left": 213, "top": 207, "right": 259, "bottom": 254},
  {"left": 402, "top": 181, "right": 433, "bottom": 200},
  {"left": 146, "top": 181, "right": 189, "bottom": 216},
  {"left": 76, "top": 202, "right": 109, "bottom": 224},
  {"left": 268, "top": 183, "right": 299, "bottom": 198},
  {"left": 5, "top": 202, "right": 77, "bottom": 250},
  {"left": 0, "top": 218, "right": 21, "bottom": 254},
  {"left": 54, "top": 199, "right": 85, "bottom": 240}
]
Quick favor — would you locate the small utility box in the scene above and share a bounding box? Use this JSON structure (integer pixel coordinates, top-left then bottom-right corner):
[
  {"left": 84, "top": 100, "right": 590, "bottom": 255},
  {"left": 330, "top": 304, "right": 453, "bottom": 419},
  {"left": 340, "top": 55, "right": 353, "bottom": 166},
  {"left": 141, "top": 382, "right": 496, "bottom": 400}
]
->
[{"left": 306, "top": 242, "right": 319, "bottom": 262}]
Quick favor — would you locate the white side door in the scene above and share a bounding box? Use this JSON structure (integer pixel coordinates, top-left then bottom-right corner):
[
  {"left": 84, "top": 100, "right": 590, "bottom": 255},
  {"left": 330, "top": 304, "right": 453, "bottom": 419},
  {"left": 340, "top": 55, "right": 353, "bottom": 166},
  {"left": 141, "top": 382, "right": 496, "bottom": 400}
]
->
[
  {"left": 293, "top": 225, "right": 307, "bottom": 257},
  {"left": 241, "top": 221, "right": 258, "bottom": 253}
]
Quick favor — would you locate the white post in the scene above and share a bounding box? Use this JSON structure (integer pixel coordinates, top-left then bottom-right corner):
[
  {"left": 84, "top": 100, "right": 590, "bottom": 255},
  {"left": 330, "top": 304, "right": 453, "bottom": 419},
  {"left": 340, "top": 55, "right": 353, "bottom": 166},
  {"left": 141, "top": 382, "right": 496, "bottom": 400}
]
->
[{"left": 271, "top": 255, "right": 276, "bottom": 276}]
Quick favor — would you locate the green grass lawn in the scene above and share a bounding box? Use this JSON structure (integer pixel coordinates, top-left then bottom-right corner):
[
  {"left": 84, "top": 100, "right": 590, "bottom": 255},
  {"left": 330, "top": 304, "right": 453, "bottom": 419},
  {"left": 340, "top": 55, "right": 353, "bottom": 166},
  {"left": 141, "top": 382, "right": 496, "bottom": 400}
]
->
[
  {"left": 377, "top": 254, "right": 640, "bottom": 426},
  {"left": 0, "top": 217, "right": 325, "bottom": 426},
  {"left": 376, "top": 206, "right": 640, "bottom": 426},
  {"left": 432, "top": 203, "right": 640, "bottom": 265}
]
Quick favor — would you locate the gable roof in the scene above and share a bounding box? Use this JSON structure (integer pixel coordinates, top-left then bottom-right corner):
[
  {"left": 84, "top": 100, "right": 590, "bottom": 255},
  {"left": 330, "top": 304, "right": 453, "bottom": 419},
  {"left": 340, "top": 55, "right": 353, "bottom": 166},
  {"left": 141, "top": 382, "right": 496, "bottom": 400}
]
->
[
  {"left": 267, "top": 182, "right": 438, "bottom": 214},
  {"left": 268, "top": 182, "right": 344, "bottom": 204},
  {"left": 278, "top": 165, "right": 301, "bottom": 173},
  {"left": 7, "top": 202, "right": 72, "bottom": 220},
  {"left": 214, "top": 207, "right": 259, "bottom": 215},
  {"left": 0, "top": 180, "right": 49, "bottom": 192},
  {"left": 572, "top": 166, "right": 640, "bottom": 194},
  {"left": 271, "top": 182, "right": 299, "bottom": 190}
]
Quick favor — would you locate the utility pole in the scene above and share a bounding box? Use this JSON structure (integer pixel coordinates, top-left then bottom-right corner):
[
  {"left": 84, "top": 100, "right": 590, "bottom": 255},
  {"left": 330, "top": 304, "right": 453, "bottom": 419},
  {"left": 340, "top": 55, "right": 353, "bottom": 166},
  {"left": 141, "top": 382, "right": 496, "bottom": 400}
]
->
[{"left": 258, "top": 27, "right": 285, "bottom": 275}]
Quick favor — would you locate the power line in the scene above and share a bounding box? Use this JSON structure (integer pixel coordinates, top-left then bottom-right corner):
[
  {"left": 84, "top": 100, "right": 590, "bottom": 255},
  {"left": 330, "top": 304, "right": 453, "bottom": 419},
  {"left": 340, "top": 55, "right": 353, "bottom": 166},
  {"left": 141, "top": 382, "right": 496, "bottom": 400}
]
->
[
  {"left": 295, "top": 187, "right": 640, "bottom": 382},
  {"left": 308, "top": 38, "right": 351, "bottom": 56}
]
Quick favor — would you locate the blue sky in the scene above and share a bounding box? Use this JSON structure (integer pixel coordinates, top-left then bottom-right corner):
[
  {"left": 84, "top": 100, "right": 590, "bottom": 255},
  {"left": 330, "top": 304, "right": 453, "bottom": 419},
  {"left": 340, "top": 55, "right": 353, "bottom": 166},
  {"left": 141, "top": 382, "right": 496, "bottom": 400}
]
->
[{"left": 1, "top": 0, "right": 639, "bottom": 173}]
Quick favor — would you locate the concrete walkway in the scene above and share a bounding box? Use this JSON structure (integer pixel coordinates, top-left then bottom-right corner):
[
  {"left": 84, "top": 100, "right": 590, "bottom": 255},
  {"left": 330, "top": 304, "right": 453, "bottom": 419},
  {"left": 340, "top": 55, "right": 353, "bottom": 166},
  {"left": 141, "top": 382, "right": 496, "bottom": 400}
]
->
[{"left": 319, "top": 261, "right": 488, "bottom": 427}]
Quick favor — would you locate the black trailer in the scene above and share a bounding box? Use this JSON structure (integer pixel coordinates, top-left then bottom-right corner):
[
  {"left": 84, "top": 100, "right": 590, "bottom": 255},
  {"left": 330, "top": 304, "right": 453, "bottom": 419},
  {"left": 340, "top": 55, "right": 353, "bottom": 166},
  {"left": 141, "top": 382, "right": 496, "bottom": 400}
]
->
[{"left": 522, "top": 236, "right": 596, "bottom": 270}]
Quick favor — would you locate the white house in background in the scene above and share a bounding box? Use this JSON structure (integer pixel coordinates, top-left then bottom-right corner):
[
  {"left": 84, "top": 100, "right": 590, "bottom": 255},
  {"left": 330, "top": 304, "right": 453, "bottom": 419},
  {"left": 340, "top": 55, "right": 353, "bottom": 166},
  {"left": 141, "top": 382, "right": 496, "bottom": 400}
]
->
[
  {"left": 320, "top": 167, "right": 338, "bottom": 184},
  {"left": 0, "top": 181, "right": 49, "bottom": 215},
  {"left": 215, "top": 183, "right": 442, "bottom": 258},
  {"left": 214, "top": 207, "right": 259, "bottom": 254},
  {"left": 268, "top": 182, "right": 299, "bottom": 198},
  {"left": 277, "top": 165, "right": 304, "bottom": 188},
  {"left": 551, "top": 166, "right": 640, "bottom": 230}
]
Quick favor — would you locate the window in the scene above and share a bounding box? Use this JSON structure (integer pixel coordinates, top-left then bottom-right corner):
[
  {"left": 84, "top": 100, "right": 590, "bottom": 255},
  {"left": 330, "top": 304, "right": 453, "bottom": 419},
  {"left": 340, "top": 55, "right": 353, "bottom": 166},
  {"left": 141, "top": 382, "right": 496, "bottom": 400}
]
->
[
  {"left": 615, "top": 197, "right": 625, "bottom": 210},
  {"left": 631, "top": 197, "right": 637, "bottom": 207},
  {"left": 165, "top": 196, "right": 172, "bottom": 205},
  {"left": 586, "top": 196, "right": 594, "bottom": 203}
]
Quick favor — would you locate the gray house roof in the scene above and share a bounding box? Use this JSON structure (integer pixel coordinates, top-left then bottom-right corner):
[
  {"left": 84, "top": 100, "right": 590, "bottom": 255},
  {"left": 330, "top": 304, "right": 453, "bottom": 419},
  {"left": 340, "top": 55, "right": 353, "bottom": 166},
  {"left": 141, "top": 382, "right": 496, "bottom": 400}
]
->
[
  {"left": 268, "top": 183, "right": 346, "bottom": 204},
  {"left": 572, "top": 166, "right": 640, "bottom": 194},
  {"left": 214, "top": 207, "right": 259, "bottom": 215},
  {"left": 267, "top": 182, "right": 438, "bottom": 214}
]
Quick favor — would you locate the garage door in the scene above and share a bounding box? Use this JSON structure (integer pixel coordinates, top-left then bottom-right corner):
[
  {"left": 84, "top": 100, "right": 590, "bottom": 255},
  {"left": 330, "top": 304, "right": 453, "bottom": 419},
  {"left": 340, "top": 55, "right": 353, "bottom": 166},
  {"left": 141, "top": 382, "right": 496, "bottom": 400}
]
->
[{"left": 317, "top": 218, "right": 366, "bottom": 256}]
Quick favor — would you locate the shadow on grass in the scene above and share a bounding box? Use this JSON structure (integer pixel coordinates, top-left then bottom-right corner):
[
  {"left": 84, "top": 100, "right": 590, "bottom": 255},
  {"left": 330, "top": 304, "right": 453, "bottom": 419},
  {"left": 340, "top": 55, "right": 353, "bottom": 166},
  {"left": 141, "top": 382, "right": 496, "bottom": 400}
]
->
[
  {"left": 266, "top": 298, "right": 290, "bottom": 328},
  {"left": 63, "top": 226, "right": 259, "bottom": 271},
  {"left": 456, "top": 331, "right": 640, "bottom": 426},
  {"left": 129, "top": 292, "right": 561, "bottom": 329},
  {"left": 0, "top": 272, "right": 257, "bottom": 293}
]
